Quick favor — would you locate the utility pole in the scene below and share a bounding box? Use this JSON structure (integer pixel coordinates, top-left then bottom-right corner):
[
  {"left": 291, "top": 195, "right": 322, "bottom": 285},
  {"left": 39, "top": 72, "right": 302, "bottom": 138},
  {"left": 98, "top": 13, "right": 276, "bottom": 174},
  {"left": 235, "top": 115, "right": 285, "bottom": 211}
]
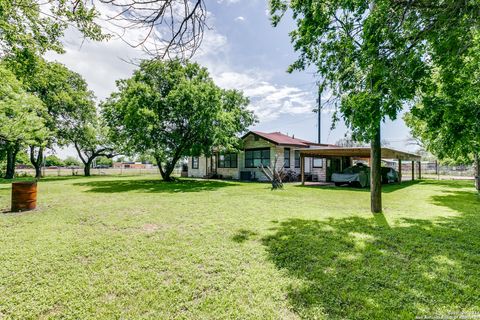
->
[{"left": 317, "top": 86, "right": 322, "bottom": 144}]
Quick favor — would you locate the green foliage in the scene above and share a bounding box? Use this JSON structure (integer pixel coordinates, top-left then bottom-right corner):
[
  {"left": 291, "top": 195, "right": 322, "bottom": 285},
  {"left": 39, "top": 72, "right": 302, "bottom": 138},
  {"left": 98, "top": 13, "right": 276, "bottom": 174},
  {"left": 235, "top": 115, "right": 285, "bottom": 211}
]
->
[
  {"left": 0, "top": 0, "right": 106, "bottom": 56},
  {"left": 95, "top": 156, "right": 113, "bottom": 167},
  {"left": 45, "top": 154, "right": 65, "bottom": 167},
  {"left": 270, "top": 0, "right": 479, "bottom": 143},
  {"left": 3, "top": 56, "right": 101, "bottom": 176},
  {"left": 64, "top": 156, "right": 81, "bottom": 167},
  {"left": 68, "top": 117, "right": 116, "bottom": 176},
  {"left": 15, "top": 150, "right": 30, "bottom": 165},
  {"left": 0, "top": 64, "right": 48, "bottom": 144},
  {"left": 6, "top": 56, "right": 97, "bottom": 147},
  {"left": 270, "top": 0, "right": 428, "bottom": 141},
  {"left": 135, "top": 154, "right": 157, "bottom": 165},
  {"left": 102, "top": 59, "right": 256, "bottom": 180},
  {"left": 405, "top": 33, "right": 480, "bottom": 162}
]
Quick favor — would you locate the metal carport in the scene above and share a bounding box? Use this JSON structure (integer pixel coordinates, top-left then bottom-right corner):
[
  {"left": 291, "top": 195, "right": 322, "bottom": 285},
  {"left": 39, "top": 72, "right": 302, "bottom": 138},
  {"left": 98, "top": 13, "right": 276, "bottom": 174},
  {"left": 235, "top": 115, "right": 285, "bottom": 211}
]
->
[{"left": 299, "top": 147, "right": 422, "bottom": 185}]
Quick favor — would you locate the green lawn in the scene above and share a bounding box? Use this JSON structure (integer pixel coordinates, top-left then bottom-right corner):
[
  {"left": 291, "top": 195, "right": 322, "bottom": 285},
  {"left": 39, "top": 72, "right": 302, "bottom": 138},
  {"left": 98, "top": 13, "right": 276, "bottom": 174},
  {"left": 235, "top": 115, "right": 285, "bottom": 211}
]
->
[{"left": 0, "top": 176, "right": 479, "bottom": 319}]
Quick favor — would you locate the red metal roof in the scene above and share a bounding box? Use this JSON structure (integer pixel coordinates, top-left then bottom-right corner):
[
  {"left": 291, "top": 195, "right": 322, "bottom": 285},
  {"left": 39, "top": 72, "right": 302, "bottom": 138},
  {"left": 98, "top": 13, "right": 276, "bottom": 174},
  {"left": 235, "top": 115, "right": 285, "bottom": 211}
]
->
[{"left": 246, "top": 131, "right": 333, "bottom": 147}]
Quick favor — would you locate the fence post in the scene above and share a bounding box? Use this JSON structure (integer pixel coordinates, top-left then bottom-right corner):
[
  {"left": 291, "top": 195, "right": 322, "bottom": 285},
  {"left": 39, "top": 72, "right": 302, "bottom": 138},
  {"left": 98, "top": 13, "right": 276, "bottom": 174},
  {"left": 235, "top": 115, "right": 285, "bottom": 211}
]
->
[
  {"left": 411, "top": 161, "right": 415, "bottom": 181},
  {"left": 398, "top": 159, "right": 402, "bottom": 183},
  {"left": 418, "top": 161, "right": 422, "bottom": 180}
]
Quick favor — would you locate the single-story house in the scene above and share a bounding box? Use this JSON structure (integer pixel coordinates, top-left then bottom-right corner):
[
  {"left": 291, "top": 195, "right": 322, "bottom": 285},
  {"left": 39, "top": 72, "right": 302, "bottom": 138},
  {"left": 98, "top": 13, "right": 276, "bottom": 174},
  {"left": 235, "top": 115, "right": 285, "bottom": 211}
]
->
[
  {"left": 188, "top": 131, "right": 340, "bottom": 182},
  {"left": 112, "top": 162, "right": 154, "bottom": 169}
]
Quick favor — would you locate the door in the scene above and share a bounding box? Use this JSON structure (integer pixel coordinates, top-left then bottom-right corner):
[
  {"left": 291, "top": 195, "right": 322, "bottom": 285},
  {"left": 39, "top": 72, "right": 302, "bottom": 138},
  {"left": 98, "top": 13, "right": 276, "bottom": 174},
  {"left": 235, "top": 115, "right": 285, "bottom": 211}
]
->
[
  {"left": 327, "top": 158, "right": 342, "bottom": 182},
  {"left": 207, "top": 155, "right": 217, "bottom": 176}
]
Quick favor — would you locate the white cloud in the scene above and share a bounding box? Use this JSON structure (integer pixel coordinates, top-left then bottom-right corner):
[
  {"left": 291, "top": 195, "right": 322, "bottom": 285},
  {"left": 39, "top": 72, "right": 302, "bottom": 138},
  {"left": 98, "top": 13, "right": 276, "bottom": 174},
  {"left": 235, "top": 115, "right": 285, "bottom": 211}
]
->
[
  {"left": 212, "top": 70, "right": 315, "bottom": 122},
  {"left": 45, "top": 30, "right": 142, "bottom": 100},
  {"left": 217, "top": 0, "right": 242, "bottom": 4},
  {"left": 47, "top": 4, "right": 315, "bottom": 123},
  {"left": 234, "top": 16, "right": 246, "bottom": 22}
]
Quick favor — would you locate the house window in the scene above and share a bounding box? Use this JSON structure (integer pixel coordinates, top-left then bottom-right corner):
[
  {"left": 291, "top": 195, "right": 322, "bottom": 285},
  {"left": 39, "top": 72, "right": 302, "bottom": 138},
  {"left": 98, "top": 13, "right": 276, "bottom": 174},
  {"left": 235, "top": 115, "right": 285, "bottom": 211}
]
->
[
  {"left": 192, "top": 156, "right": 199, "bottom": 169},
  {"left": 284, "top": 148, "right": 290, "bottom": 168},
  {"left": 218, "top": 153, "right": 238, "bottom": 168},
  {"left": 295, "top": 150, "right": 300, "bottom": 168},
  {"left": 254, "top": 135, "right": 260, "bottom": 141},
  {"left": 313, "top": 157, "right": 323, "bottom": 168},
  {"left": 245, "top": 148, "right": 270, "bottom": 168}
]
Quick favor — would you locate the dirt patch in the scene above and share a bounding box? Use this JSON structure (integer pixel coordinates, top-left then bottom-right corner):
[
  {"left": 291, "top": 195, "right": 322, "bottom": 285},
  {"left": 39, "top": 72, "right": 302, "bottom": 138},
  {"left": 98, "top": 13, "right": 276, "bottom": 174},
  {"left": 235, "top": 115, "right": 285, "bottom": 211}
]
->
[{"left": 142, "top": 223, "right": 160, "bottom": 233}]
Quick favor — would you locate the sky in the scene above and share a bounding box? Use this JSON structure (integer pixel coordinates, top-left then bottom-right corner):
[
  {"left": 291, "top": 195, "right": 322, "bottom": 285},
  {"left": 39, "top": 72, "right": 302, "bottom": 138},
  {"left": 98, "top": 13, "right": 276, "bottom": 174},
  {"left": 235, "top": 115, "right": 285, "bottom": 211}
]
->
[{"left": 46, "top": 0, "right": 415, "bottom": 158}]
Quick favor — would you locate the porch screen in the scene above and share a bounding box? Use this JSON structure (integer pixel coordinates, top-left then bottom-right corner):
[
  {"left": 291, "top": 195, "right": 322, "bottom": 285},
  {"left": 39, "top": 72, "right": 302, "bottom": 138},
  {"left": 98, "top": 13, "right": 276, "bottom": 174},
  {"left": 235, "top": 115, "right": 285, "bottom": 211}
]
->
[{"left": 245, "top": 148, "right": 270, "bottom": 168}]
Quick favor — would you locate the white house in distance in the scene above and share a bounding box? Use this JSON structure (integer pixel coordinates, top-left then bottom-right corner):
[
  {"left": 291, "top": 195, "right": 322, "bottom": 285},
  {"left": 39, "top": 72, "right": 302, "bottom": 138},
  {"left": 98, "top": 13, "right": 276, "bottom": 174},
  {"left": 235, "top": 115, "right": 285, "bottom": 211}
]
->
[
  {"left": 187, "top": 131, "right": 346, "bottom": 182},
  {"left": 188, "top": 130, "right": 423, "bottom": 183}
]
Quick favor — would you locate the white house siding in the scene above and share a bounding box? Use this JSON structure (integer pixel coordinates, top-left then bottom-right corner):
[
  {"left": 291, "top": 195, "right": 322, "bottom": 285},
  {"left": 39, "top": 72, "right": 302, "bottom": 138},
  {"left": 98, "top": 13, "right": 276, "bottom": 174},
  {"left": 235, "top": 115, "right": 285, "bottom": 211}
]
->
[
  {"left": 186, "top": 133, "right": 328, "bottom": 182},
  {"left": 217, "top": 167, "right": 239, "bottom": 179},
  {"left": 277, "top": 146, "right": 327, "bottom": 182},
  {"left": 308, "top": 157, "right": 327, "bottom": 181},
  {"left": 241, "top": 135, "right": 276, "bottom": 181},
  {"left": 188, "top": 155, "right": 207, "bottom": 178}
]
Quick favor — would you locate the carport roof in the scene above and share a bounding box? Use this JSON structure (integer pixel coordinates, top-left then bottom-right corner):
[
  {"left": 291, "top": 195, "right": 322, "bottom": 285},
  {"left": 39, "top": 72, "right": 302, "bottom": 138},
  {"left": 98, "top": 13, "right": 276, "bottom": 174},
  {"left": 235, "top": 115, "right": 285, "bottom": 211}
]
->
[{"left": 299, "top": 147, "right": 421, "bottom": 161}]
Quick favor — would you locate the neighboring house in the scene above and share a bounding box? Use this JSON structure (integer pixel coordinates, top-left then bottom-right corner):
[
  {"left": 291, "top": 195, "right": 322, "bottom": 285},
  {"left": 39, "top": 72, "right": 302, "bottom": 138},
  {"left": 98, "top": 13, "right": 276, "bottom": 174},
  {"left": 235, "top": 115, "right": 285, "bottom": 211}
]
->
[
  {"left": 188, "top": 131, "right": 337, "bottom": 182},
  {"left": 112, "top": 162, "right": 154, "bottom": 169}
]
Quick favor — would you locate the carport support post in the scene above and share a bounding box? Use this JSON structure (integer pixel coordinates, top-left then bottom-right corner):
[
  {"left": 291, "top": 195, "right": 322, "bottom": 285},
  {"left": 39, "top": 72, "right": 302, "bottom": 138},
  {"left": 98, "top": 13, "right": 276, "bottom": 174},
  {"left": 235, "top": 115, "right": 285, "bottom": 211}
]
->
[
  {"left": 411, "top": 161, "right": 415, "bottom": 181},
  {"left": 398, "top": 159, "right": 402, "bottom": 183},
  {"left": 301, "top": 154, "right": 305, "bottom": 185},
  {"left": 418, "top": 161, "right": 422, "bottom": 180}
]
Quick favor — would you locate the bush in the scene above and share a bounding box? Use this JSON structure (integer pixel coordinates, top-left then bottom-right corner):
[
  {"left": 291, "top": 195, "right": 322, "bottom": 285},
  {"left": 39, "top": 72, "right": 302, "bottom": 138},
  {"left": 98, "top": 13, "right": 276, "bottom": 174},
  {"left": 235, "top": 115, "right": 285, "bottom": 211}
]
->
[{"left": 45, "top": 155, "right": 65, "bottom": 167}]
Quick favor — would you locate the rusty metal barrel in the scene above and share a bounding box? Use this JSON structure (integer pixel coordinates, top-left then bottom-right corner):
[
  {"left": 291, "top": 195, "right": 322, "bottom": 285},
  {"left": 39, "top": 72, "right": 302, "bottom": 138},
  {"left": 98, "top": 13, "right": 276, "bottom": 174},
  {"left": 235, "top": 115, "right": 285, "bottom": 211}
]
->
[{"left": 11, "top": 181, "right": 37, "bottom": 212}]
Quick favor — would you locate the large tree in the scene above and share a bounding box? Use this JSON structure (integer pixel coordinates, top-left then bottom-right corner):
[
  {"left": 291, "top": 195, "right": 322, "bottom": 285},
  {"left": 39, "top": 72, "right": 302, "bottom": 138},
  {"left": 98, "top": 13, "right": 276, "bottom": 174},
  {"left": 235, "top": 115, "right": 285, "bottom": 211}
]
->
[
  {"left": 102, "top": 59, "right": 256, "bottom": 181},
  {"left": 269, "top": 0, "right": 479, "bottom": 212},
  {"left": 0, "top": 64, "right": 47, "bottom": 178},
  {"left": 405, "top": 33, "right": 480, "bottom": 191},
  {"left": 71, "top": 120, "right": 116, "bottom": 176},
  {"left": 6, "top": 57, "right": 97, "bottom": 178}
]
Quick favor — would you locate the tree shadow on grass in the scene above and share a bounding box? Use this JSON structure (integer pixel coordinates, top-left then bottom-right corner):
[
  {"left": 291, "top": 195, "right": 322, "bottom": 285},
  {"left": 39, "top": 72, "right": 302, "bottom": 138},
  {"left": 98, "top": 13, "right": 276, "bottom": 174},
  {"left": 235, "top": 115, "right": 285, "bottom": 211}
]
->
[
  {"left": 296, "top": 180, "right": 421, "bottom": 193},
  {"left": 262, "top": 189, "right": 480, "bottom": 319},
  {"left": 73, "top": 179, "right": 238, "bottom": 193},
  {"left": 419, "top": 179, "right": 476, "bottom": 189},
  {"left": 0, "top": 176, "right": 92, "bottom": 185},
  {"left": 232, "top": 229, "right": 258, "bottom": 243}
]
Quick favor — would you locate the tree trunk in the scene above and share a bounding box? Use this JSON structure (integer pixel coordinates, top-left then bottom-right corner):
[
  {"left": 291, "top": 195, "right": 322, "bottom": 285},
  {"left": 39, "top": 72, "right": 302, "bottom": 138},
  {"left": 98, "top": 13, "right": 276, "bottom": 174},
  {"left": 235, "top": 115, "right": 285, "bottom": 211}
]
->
[
  {"left": 157, "top": 157, "right": 176, "bottom": 182},
  {"left": 4, "top": 143, "right": 19, "bottom": 179},
  {"left": 30, "top": 146, "right": 44, "bottom": 179},
  {"left": 370, "top": 127, "right": 382, "bottom": 213},
  {"left": 475, "top": 152, "right": 479, "bottom": 192},
  {"left": 84, "top": 162, "right": 92, "bottom": 176}
]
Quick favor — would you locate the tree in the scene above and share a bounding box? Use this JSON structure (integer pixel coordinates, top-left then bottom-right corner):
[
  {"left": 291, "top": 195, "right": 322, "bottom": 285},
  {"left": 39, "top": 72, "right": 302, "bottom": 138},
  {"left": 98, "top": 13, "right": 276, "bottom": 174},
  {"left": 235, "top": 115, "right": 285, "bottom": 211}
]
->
[
  {"left": 45, "top": 155, "right": 65, "bottom": 167},
  {"left": 95, "top": 156, "right": 113, "bottom": 167},
  {"left": 405, "top": 34, "right": 480, "bottom": 191},
  {"left": 269, "top": 0, "right": 479, "bottom": 212},
  {"left": 6, "top": 57, "right": 98, "bottom": 178},
  {"left": 102, "top": 59, "right": 256, "bottom": 181},
  {"left": 135, "top": 154, "right": 157, "bottom": 165},
  {"left": 64, "top": 156, "right": 81, "bottom": 167},
  {"left": 71, "top": 119, "right": 116, "bottom": 176},
  {"left": 0, "top": 64, "right": 48, "bottom": 178}
]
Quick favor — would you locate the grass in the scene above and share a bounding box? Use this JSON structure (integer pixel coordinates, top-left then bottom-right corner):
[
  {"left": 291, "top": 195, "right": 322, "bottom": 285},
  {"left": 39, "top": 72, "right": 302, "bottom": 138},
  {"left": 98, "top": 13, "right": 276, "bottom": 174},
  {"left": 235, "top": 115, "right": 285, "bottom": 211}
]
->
[{"left": 0, "top": 176, "right": 478, "bottom": 319}]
